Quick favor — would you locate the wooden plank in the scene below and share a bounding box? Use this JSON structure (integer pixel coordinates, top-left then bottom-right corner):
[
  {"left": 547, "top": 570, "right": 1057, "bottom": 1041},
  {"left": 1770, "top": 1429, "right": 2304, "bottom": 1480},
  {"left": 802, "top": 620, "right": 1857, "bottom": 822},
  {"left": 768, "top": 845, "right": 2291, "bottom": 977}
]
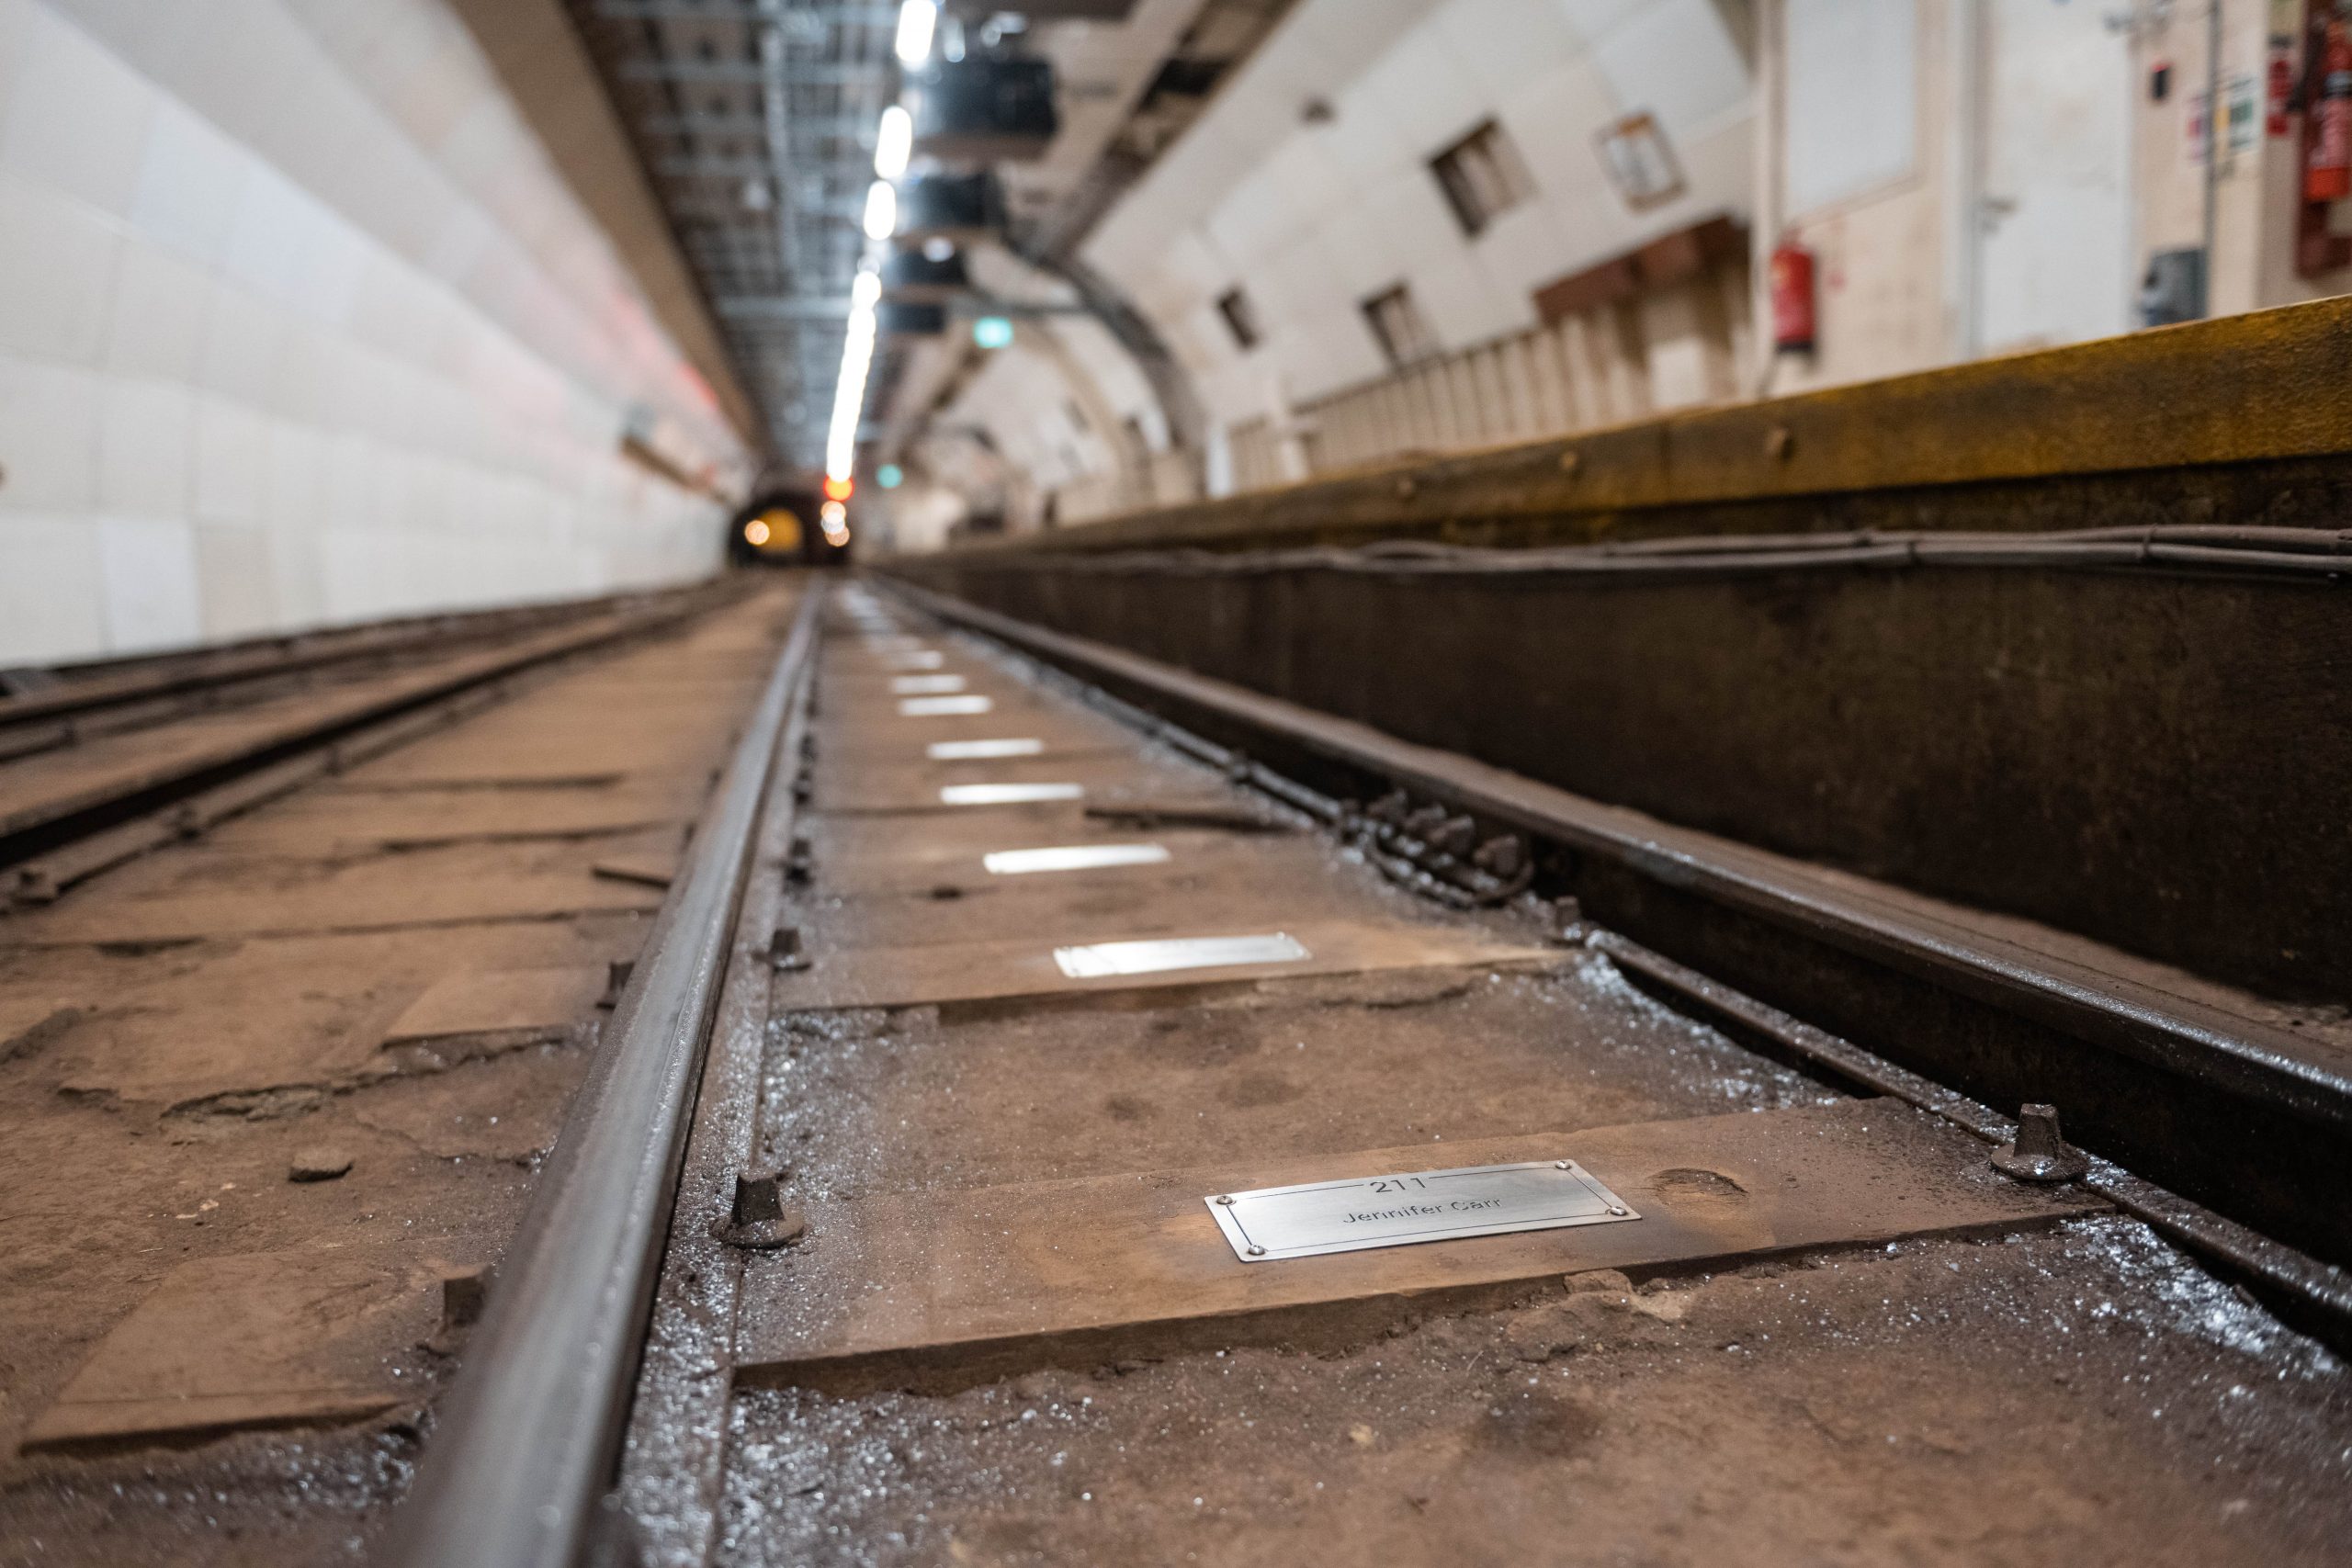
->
[
  {"left": 22, "top": 1247, "right": 448, "bottom": 1451},
  {"left": 770, "top": 918, "right": 1556, "bottom": 1011},
  {"left": 735, "top": 1100, "right": 2103, "bottom": 1386},
  {"left": 380, "top": 964, "right": 609, "bottom": 1045}
]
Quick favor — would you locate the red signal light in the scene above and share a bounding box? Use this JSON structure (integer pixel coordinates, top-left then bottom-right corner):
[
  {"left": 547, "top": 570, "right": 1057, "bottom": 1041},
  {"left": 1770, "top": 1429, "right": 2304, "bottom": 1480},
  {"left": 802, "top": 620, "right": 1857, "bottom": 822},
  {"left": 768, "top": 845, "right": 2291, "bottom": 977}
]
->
[{"left": 821, "top": 476, "right": 854, "bottom": 502}]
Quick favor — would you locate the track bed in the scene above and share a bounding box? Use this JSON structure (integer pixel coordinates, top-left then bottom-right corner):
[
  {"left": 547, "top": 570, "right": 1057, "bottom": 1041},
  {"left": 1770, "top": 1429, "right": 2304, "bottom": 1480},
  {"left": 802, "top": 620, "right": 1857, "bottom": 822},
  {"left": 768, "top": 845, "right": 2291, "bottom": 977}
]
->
[{"left": 651, "top": 587, "right": 2352, "bottom": 1567}]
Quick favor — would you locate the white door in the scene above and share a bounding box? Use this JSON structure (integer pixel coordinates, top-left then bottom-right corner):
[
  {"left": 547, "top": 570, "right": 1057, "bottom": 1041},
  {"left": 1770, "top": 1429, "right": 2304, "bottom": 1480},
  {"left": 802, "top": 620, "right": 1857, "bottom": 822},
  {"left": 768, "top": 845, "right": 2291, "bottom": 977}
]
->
[{"left": 1975, "top": 0, "right": 2135, "bottom": 352}]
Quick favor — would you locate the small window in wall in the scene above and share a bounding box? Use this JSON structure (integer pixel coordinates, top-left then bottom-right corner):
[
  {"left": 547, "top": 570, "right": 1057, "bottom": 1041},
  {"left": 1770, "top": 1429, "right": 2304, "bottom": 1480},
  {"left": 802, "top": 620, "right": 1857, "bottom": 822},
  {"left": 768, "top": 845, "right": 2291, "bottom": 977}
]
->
[
  {"left": 1361, "top": 284, "right": 1439, "bottom": 367},
  {"left": 1430, "top": 118, "right": 1533, "bottom": 235},
  {"left": 1216, "top": 287, "right": 1262, "bottom": 349}
]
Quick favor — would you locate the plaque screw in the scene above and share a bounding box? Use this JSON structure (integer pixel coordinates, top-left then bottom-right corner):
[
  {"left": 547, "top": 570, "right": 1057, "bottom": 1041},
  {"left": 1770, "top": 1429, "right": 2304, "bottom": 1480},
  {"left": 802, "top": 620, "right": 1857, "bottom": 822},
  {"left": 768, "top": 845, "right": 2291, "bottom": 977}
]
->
[
  {"left": 1215, "top": 1195, "right": 1235, "bottom": 1205},
  {"left": 1607, "top": 1205, "right": 1629, "bottom": 1217},
  {"left": 1247, "top": 1246, "right": 1266, "bottom": 1257},
  {"left": 1554, "top": 1161, "right": 1571, "bottom": 1170}
]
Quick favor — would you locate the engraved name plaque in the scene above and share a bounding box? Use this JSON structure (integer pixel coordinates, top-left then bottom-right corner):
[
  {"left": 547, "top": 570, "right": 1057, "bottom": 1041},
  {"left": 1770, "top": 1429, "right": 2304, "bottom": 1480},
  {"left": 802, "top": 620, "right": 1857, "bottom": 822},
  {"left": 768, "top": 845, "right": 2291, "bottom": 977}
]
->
[
  {"left": 1054, "top": 931, "right": 1308, "bottom": 979},
  {"left": 1205, "top": 1159, "right": 1638, "bottom": 1262}
]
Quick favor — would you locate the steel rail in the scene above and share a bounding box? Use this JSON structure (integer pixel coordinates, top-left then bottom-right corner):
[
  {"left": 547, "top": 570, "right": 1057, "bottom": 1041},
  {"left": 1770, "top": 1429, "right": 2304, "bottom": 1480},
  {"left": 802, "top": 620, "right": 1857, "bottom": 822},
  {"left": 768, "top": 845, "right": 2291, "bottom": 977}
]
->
[{"left": 375, "top": 585, "right": 823, "bottom": 1568}]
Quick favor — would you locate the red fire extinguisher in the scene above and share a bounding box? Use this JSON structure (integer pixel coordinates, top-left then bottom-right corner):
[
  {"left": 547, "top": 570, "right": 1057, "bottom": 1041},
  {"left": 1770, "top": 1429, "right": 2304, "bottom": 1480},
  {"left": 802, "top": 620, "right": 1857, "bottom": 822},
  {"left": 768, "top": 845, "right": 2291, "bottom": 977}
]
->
[
  {"left": 1769, "top": 237, "right": 1816, "bottom": 354},
  {"left": 2312, "top": 17, "right": 2352, "bottom": 203}
]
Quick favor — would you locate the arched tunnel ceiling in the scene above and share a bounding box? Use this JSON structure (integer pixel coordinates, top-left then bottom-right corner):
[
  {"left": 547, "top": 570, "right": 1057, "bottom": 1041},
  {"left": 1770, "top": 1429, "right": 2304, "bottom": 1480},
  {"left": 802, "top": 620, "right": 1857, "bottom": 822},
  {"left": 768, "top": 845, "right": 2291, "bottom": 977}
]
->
[{"left": 555, "top": 0, "right": 1297, "bottom": 477}]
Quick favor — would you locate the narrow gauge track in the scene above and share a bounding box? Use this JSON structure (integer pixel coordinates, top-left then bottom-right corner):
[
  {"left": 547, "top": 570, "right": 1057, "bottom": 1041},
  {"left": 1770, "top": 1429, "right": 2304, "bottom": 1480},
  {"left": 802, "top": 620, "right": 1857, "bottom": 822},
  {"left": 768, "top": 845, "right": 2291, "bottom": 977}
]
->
[{"left": 383, "top": 579, "right": 2352, "bottom": 1568}]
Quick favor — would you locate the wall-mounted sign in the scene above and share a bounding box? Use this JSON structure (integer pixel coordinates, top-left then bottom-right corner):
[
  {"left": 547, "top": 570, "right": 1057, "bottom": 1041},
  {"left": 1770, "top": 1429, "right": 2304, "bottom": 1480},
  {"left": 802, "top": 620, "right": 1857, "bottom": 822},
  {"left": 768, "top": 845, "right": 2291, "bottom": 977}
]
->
[{"left": 1595, "top": 111, "right": 1686, "bottom": 210}]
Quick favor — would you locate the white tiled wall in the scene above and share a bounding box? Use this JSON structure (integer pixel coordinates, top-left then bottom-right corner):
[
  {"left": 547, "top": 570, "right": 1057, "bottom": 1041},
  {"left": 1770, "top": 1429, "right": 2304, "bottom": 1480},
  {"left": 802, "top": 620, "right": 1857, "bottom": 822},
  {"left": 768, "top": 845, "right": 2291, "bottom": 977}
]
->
[{"left": 0, "top": 0, "right": 748, "bottom": 663}]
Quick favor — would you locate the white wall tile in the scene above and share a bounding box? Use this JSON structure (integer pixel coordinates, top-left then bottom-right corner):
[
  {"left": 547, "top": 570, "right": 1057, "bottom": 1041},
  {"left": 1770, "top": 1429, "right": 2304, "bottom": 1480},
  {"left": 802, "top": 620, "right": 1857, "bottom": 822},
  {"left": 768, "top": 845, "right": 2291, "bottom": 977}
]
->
[
  {"left": 1346, "top": 15, "right": 1486, "bottom": 158},
  {"left": 1590, "top": 0, "right": 1748, "bottom": 141},
  {"left": 96, "top": 374, "right": 191, "bottom": 512},
  {"left": 96, "top": 511, "right": 200, "bottom": 649},
  {"left": 0, "top": 355, "right": 99, "bottom": 509},
  {"left": 0, "top": 511, "right": 102, "bottom": 660},
  {"left": 1434, "top": 0, "right": 1580, "bottom": 106},
  {"left": 0, "top": 0, "right": 35, "bottom": 109},
  {"left": 192, "top": 517, "right": 274, "bottom": 637},
  {"left": 127, "top": 95, "right": 245, "bottom": 265},
  {"left": 0, "top": 167, "right": 117, "bottom": 365},
  {"left": 101, "top": 246, "right": 209, "bottom": 389},
  {"left": 1502, "top": 52, "right": 1623, "bottom": 197},
  {"left": 0, "top": 0, "right": 153, "bottom": 215},
  {"left": 1469, "top": 200, "right": 1575, "bottom": 308},
  {"left": 1556, "top": 0, "right": 1647, "bottom": 38},
  {"left": 191, "top": 392, "right": 266, "bottom": 525},
  {"left": 197, "top": 284, "right": 286, "bottom": 406}
]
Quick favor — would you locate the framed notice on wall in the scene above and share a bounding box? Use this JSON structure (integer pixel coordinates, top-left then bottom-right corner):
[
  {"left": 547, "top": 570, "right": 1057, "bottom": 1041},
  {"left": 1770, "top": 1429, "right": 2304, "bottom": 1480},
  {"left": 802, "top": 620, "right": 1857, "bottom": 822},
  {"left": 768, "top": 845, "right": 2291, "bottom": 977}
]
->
[{"left": 1595, "top": 112, "right": 1686, "bottom": 209}]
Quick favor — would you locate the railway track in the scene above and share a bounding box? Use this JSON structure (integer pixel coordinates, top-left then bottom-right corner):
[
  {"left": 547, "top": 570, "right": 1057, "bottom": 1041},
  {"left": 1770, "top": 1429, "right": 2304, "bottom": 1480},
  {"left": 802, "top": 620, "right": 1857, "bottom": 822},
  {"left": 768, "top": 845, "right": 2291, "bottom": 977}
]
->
[
  {"left": 0, "top": 581, "right": 750, "bottom": 906},
  {"left": 370, "top": 578, "right": 2350, "bottom": 1567},
  {"left": 0, "top": 581, "right": 801, "bottom": 1566}
]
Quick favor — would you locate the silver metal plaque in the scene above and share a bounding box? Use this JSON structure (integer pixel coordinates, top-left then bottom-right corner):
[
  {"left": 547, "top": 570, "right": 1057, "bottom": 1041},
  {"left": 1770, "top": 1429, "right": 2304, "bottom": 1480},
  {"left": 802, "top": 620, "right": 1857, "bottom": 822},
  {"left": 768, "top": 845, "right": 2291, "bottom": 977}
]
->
[
  {"left": 928, "top": 738, "right": 1043, "bottom": 760},
  {"left": 899, "top": 695, "right": 993, "bottom": 716},
  {"left": 1206, "top": 1159, "right": 1638, "bottom": 1262},
  {"left": 983, "top": 843, "right": 1170, "bottom": 875},
  {"left": 1053, "top": 931, "right": 1308, "bottom": 979},
  {"left": 891, "top": 674, "right": 967, "bottom": 694},
  {"left": 939, "top": 783, "right": 1084, "bottom": 806}
]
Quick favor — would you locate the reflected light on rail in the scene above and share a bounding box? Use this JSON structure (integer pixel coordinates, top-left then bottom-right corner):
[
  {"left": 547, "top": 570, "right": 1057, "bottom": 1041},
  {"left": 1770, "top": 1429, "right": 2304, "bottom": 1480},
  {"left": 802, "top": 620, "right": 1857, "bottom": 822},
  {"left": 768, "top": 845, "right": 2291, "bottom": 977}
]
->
[{"left": 744, "top": 519, "right": 771, "bottom": 547}]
